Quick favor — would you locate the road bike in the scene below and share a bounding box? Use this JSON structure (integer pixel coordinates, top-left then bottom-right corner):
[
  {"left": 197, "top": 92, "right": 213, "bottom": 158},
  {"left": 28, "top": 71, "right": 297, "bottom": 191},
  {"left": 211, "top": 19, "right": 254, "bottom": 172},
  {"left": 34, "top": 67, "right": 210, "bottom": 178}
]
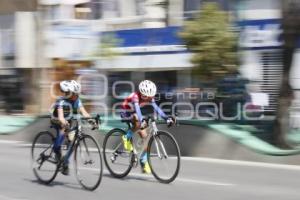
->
[
  {"left": 103, "top": 116, "right": 181, "bottom": 183},
  {"left": 31, "top": 115, "right": 103, "bottom": 191}
]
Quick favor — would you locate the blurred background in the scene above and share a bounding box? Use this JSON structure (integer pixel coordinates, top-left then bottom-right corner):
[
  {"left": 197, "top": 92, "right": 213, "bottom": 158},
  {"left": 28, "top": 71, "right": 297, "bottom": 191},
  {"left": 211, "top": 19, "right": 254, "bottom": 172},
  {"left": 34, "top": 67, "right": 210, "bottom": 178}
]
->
[{"left": 0, "top": 0, "right": 300, "bottom": 152}]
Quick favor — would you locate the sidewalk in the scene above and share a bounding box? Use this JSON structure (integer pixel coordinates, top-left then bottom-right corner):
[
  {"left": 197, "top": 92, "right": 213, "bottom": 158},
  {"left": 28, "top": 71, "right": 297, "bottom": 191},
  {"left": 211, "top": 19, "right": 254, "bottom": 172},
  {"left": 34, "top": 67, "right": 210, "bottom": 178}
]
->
[
  {"left": 0, "top": 115, "right": 36, "bottom": 134},
  {"left": 177, "top": 119, "right": 300, "bottom": 156},
  {"left": 208, "top": 123, "right": 300, "bottom": 156},
  {"left": 1, "top": 114, "right": 300, "bottom": 157},
  {"left": 100, "top": 117, "right": 300, "bottom": 156}
]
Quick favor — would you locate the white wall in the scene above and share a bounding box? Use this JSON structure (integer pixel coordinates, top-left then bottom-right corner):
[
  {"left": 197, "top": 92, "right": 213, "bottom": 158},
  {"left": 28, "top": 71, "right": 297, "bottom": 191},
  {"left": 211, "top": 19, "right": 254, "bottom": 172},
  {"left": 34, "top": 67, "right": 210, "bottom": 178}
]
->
[
  {"left": 96, "top": 53, "right": 193, "bottom": 71},
  {"left": 143, "top": 0, "right": 166, "bottom": 28},
  {"left": 290, "top": 50, "right": 300, "bottom": 90},
  {"left": 15, "top": 12, "right": 36, "bottom": 68},
  {"left": 237, "top": 0, "right": 281, "bottom": 20},
  {"left": 45, "top": 22, "right": 99, "bottom": 59},
  {"left": 168, "top": 0, "right": 184, "bottom": 26},
  {"left": 239, "top": 50, "right": 263, "bottom": 81},
  {"left": 119, "top": 0, "right": 136, "bottom": 17}
]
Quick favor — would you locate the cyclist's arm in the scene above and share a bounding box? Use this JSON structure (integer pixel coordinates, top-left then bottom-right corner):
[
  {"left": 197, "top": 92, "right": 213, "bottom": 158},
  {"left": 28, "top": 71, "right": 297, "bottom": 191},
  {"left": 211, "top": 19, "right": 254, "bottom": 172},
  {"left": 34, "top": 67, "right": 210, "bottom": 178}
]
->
[
  {"left": 134, "top": 102, "right": 143, "bottom": 123},
  {"left": 151, "top": 99, "right": 167, "bottom": 120},
  {"left": 57, "top": 100, "right": 68, "bottom": 125},
  {"left": 57, "top": 108, "right": 68, "bottom": 125},
  {"left": 79, "top": 106, "right": 91, "bottom": 118},
  {"left": 77, "top": 99, "right": 91, "bottom": 118}
]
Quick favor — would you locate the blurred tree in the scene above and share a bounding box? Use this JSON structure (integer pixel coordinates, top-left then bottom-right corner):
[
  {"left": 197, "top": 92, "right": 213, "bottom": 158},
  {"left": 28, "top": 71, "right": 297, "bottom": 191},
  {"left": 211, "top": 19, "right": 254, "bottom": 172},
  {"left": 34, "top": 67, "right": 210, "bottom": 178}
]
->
[
  {"left": 273, "top": 0, "right": 300, "bottom": 147},
  {"left": 179, "top": 2, "right": 238, "bottom": 80},
  {"left": 93, "top": 33, "right": 123, "bottom": 59}
]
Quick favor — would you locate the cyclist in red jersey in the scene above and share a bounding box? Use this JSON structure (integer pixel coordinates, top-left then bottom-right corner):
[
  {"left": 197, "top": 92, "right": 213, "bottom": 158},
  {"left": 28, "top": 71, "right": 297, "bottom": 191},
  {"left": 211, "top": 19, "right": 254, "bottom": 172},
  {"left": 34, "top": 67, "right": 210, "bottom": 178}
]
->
[{"left": 120, "top": 80, "right": 176, "bottom": 173}]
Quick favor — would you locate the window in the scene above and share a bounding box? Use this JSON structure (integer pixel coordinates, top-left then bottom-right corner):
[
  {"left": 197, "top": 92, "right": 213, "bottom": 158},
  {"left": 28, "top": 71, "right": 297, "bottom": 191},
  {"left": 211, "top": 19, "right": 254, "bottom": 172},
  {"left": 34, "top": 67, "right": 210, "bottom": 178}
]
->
[
  {"left": 75, "top": 3, "right": 92, "bottom": 19},
  {"left": 90, "top": 0, "right": 145, "bottom": 19},
  {"left": 135, "top": 0, "right": 146, "bottom": 16},
  {"left": 184, "top": 0, "right": 201, "bottom": 19},
  {"left": 184, "top": 0, "right": 230, "bottom": 19},
  {"left": 43, "top": 5, "right": 60, "bottom": 21},
  {"left": 0, "top": 14, "right": 15, "bottom": 68},
  {"left": 102, "top": 0, "right": 120, "bottom": 18},
  {"left": 91, "top": 0, "right": 103, "bottom": 19}
]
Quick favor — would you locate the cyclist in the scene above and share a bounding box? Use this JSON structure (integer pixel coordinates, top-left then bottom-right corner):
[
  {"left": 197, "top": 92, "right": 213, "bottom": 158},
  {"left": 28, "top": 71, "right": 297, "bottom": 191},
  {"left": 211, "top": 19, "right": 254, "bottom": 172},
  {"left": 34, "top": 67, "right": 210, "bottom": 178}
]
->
[
  {"left": 120, "top": 80, "right": 176, "bottom": 174},
  {"left": 51, "top": 80, "right": 97, "bottom": 175}
]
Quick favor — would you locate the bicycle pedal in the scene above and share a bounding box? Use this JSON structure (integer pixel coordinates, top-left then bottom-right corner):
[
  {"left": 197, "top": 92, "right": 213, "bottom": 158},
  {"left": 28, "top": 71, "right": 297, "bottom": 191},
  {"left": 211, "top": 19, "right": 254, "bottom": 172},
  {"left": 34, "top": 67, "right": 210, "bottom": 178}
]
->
[{"left": 110, "top": 152, "right": 118, "bottom": 163}]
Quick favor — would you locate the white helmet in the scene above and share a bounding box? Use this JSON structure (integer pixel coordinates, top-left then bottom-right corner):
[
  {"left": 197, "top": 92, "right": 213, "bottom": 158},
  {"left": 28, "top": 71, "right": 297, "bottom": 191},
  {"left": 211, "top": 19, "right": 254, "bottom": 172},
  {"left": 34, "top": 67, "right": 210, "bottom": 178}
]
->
[
  {"left": 70, "top": 80, "right": 81, "bottom": 94},
  {"left": 60, "top": 80, "right": 72, "bottom": 93},
  {"left": 139, "top": 80, "right": 157, "bottom": 97},
  {"left": 59, "top": 80, "right": 81, "bottom": 94}
]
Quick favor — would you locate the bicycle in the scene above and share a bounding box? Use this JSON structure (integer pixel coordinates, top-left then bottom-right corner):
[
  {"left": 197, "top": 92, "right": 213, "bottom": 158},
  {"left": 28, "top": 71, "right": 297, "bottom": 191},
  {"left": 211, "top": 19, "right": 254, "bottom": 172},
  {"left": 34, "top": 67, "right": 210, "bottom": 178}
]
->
[
  {"left": 103, "top": 116, "right": 181, "bottom": 183},
  {"left": 31, "top": 115, "right": 103, "bottom": 191}
]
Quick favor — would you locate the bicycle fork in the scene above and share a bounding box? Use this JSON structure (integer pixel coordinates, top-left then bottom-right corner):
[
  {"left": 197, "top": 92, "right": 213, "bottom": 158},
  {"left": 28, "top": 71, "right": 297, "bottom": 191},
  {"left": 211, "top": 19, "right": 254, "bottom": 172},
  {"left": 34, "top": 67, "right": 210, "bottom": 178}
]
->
[{"left": 151, "top": 122, "right": 168, "bottom": 159}]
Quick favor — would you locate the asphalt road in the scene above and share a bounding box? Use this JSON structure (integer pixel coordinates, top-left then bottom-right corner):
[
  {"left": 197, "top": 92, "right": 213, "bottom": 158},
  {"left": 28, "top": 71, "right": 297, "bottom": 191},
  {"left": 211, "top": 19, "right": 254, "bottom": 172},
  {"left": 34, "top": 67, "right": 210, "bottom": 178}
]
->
[{"left": 0, "top": 141, "right": 300, "bottom": 200}]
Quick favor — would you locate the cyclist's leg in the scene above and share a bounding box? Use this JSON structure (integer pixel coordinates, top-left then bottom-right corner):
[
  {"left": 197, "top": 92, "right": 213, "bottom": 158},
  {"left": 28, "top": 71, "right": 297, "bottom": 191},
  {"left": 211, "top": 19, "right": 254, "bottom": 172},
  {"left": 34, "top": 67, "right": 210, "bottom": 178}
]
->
[
  {"left": 51, "top": 119, "right": 70, "bottom": 175},
  {"left": 120, "top": 112, "right": 134, "bottom": 151},
  {"left": 140, "top": 148, "right": 151, "bottom": 173},
  {"left": 120, "top": 111, "right": 133, "bottom": 138},
  {"left": 131, "top": 115, "right": 151, "bottom": 173},
  {"left": 51, "top": 120, "right": 66, "bottom": 153},
  {"left": 55, "top": 125, "right": 70, "bottom": 175}
]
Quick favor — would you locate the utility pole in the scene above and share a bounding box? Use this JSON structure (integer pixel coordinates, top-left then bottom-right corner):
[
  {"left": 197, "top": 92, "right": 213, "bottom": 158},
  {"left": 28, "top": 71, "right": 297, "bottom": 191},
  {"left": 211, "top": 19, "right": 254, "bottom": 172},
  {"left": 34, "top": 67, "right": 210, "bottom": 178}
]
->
[{"left": 273, "top": 0, "right": 300, "bottom": 147}]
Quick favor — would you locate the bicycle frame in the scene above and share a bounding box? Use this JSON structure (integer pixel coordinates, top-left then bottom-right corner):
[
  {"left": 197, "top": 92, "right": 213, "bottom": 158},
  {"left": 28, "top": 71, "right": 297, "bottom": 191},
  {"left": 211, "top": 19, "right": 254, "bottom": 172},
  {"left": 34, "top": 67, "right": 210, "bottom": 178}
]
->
[
  {"left": 54, "top": 118, "right": 93, "bottom": 165},
  {"left": 130, "top": 118, "right": 169, "bottom": 160},
  {"left": 33, "top": 114, "right": 103, "bottom": 190}
]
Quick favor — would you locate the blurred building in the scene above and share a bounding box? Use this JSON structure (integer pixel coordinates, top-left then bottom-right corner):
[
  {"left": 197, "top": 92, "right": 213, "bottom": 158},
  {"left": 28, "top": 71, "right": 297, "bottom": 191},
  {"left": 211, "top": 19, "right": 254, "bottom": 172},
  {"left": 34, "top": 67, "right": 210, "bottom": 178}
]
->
[
  {"left": 0, "top": 0, "right": 38, "bottom": 114},
  {"left": 236, "top": 0, "right": 283, "bottom": 115},
  {"left": 2, "top": 0, "right": 296, "bottom": 117}
]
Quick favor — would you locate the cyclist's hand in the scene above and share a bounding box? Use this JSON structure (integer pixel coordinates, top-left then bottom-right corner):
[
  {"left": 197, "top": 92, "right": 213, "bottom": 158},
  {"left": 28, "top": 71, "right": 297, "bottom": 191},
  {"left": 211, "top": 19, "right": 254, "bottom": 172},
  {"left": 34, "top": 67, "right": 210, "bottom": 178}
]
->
[
  {"left": 88, "top": 119, "right": 98, "bottom": 130},
  {"left": 166, "top": 116, "right": 176, "bottom": 127},
  {"left": 140, "top": 119, "right": 148, "bottom": 129},
  {"left": 62, "top": 120, "right": 70, "bottom": 129}
]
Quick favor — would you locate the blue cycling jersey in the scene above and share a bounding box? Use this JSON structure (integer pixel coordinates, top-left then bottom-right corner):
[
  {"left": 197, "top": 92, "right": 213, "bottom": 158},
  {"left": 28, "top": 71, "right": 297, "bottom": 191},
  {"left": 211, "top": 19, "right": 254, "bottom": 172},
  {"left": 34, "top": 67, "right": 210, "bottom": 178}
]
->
[{"left": 52, "top": 96, "right": 83, "bottom": 118}]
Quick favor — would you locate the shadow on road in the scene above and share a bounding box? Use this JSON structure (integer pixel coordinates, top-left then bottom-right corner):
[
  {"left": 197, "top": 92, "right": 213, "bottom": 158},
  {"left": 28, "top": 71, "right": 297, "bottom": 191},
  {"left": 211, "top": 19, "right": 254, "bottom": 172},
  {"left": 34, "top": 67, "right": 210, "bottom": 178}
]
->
[
  {"left": 23, "top": 178, "right": 86, "bottom": 191},
  {"left": 103, "top": 172, "right": 161, "bottom": 184}
]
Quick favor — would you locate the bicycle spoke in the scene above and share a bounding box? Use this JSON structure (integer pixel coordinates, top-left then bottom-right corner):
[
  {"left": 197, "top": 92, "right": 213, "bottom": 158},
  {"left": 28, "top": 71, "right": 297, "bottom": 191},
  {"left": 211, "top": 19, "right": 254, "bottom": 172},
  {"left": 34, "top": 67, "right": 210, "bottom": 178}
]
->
[
  {"left": 31, "top": 131, "right": 59, "bottom": 184},
  {"left": 75, "top": 135, "right": 102, "bottom": 191},
  {"left": 103, "top": 128, "right": 133, "bottom": 178},
  {"left": 148, "top": 131, "right": 180, "bottom": 183}
]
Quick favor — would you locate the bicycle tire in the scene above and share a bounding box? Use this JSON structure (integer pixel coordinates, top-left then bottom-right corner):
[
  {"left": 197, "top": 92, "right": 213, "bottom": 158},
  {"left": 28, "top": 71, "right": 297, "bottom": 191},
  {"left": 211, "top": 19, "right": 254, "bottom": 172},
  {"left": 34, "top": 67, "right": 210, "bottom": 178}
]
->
[
  {"left": 74, "top": 134, "right": 103, "bottom": 191},
  {"left": 103, "top": 128, "right": 134, "bottom": 178},
  {"left": 31, "top": 131, "right": 59, "bottom": 184},
  {"left": 147, "top": 131, "right": 181, "bottom": 183}
]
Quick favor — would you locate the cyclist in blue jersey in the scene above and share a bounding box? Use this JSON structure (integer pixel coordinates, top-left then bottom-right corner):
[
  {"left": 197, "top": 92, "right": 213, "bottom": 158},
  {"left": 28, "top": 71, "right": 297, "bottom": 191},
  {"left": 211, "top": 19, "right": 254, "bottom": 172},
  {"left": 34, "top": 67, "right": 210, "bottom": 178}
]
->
[
  {"left": 51, "top": 80, "right": 97, "bottom": 175},
  {"left": 120, "top": 80, "right": 176, "bottom": 174}
]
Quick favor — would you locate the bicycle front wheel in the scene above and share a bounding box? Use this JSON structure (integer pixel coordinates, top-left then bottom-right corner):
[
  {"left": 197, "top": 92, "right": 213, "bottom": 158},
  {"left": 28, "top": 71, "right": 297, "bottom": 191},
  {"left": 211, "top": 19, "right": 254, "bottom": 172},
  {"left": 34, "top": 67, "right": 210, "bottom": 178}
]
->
[
  {"left": 31, "top": 131, "right": 59, "bottom": 184},
  {"left": 103, "top": 128, "right": 134, "bottom": 178},
  {"left": 147, "top": 131, "right": 181, "bottom": 183},
  {"left": 74, "top": 134, "right": 103, "bottom": 191}
]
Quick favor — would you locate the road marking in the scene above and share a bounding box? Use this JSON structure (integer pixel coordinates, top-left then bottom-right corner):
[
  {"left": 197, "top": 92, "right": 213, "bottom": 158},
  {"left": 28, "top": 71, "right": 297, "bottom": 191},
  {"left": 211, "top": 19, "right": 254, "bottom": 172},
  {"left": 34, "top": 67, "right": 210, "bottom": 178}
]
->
[
  {"left": 5, "top": 139, "right": 300, "bottom": 171},
  {"left": 76, "top": 167, "right": 234, "bottom": 187},
  {"left": 0, "top": 140, "right": 23, "bottom": 144},
  {"left": 176, "top": 178, "right": 234, "bottom": 186},
  {"left": 0, "top": 195, "right": 28, "bottom": 200},
  {"left": 111, "top": 171, "right": 235, "bottom": 186},
  {"left": 182, "top": 157, "right": 300, "bottom": 171}
]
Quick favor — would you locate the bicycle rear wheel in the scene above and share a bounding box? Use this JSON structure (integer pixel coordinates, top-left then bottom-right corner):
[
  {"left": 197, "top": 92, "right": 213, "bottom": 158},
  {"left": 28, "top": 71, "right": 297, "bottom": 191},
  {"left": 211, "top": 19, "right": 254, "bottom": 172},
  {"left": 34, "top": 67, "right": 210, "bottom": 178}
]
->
[
  {"left": 31, "top": 131, "right": 59, "bottom": 184},
  {"left": 147, "top": 131, "right": 181, "bottom": 183},
  {"left": 74, "top": 134, "right": 103, "bottom": 191},
  {"left": 103, "top": 128, "right": 134, "bottom": 178}
]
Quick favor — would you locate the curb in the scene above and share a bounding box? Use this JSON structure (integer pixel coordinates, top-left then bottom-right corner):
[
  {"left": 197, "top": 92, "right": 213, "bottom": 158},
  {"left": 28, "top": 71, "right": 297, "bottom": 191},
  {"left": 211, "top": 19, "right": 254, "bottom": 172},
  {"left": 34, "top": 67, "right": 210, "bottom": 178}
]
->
[{"left": 2, "top": 115, "right": 300, "bottom": 156}]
